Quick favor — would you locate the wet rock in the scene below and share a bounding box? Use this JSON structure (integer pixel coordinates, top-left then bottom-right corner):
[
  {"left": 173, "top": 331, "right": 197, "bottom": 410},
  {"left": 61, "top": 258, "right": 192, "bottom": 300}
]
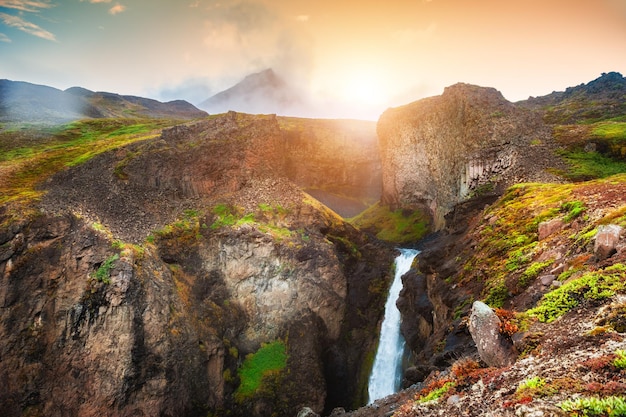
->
[
  {"left": 468, "top": 301, "right": 517, "bottom": 367},
  {"left": 594, "top": 224, "right": 622, "bottom": 260}
]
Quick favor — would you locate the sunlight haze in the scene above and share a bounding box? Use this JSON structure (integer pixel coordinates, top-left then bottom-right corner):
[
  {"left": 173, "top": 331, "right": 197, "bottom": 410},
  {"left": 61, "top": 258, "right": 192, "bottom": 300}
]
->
[{"left": 1, "top": 0, "right": 626, "bottom": 120}]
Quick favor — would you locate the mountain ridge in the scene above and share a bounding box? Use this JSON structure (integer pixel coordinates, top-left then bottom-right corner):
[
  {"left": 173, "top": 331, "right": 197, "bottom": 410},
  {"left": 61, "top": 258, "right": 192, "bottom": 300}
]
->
[{"left": 0, "top": 79, "right": 207, "bottom": 124}]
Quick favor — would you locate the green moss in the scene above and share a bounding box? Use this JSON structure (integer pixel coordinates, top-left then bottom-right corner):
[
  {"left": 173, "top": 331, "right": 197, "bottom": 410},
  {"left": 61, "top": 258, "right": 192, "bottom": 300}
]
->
[
  {"left": 519, "top": 260, "right": 554, "bottom": 288},
  {"left": 527, "top": 264, "right": 626, "bottom": 323},
  {"left": 484, "top": 277, "right": 509, "bottom": 308},
  {"left": 235, "top": 340, "right": 288, "bottom": 400},
  {"left": 349, "top": 202, "right": 430, "bottom": 244},
  {"left": 614, "top": 350, "right": 626, "bottom": 370},
  {"left": 416, "top": 382, "right": 455, "bottom": 403},
  {"left": 559, "top": 396, "right": 626, "bottom": 416},
  {"left": 517, "top": 376, "right": 546, "bottom": 392},
  {"left": 561, "top": 200, "right": 586, "bottom": 222},
  {"left": 556, "top": 149, "right": 626, "bottom": 181},
  {"left": 210, "top": 204, "right": 238, "bottom": 229}
]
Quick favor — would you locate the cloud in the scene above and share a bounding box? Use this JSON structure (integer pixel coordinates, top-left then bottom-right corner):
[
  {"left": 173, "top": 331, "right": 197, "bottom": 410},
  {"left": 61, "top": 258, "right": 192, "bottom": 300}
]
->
[
  {"left": 295, "top": 15, "right": 309, "bottom": 22},
  {"left": 0, "top": 32, "right": 10, "bottom": 42},
  {"left": 0, "top": 0, "right": 54, "bottom": 13},
  {"left": 90, "top": 0, "right": 112, "bottom": 2},
  {"left": 0, "top": 12, "right": 56, "bottom": 40},
  {"left": 108, "top": 3, "right": 125, "bottom": 14}
]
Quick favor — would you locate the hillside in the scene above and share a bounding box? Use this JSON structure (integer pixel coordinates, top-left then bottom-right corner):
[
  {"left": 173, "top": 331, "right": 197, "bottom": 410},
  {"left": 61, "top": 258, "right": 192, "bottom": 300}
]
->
[
  {"left": 0, "top": 111, "right": 392, "bottom": 417},
  {"left": 1, "top": 73, "right": 626, "bottom": 417},
  {"left": 0, "top": 79, "right": 207, "bottom": 124}
]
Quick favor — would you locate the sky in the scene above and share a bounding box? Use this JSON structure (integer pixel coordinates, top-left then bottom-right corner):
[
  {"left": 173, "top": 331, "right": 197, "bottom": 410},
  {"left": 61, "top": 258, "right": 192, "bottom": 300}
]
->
[{"left": 1, "top": 0, "right": 626, "bottom": 120}]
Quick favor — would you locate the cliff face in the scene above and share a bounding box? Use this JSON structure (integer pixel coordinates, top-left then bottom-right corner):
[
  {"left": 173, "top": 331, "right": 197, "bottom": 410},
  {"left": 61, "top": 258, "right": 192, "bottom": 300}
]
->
[
  {"left": 1, "top": 112, "right": 393, "bottom": 417},
  {"left": 279, "top": 117, "right": 381, "bottom": 217},
  {"left": 377, "top": 83, "right": 561, "bottom": 228}
]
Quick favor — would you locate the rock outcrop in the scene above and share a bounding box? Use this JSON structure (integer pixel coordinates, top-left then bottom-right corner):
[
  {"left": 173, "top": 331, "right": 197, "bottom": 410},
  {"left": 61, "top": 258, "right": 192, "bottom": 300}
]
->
[
  {"left": 377, "top": 83, "right": 562, "bottom": 228},
  {"left": 1, "top": 112, "right": 394, "bottom": 417},
  {"left": 468, "top": 301, "right": 516, "bottom": 367}
]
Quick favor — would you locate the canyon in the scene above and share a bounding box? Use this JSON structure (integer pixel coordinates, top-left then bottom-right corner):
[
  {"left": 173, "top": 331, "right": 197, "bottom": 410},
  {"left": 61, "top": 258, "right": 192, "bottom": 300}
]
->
[{"left": 1, "top": 72, "right": 625, "bottom": 417}]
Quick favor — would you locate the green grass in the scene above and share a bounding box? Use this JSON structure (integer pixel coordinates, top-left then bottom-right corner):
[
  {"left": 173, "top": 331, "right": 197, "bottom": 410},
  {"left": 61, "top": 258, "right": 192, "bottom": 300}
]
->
[
  {"left": 349, "top": 202, "right": 430, "bottom": 243},
  {"left": 416, "top": 381, "right": 455, "bottom": 404},
  {"left": 591, "top": 121, "right": 626, "bottom": 141},
  {"left": 614, "top": 350, "right": 626, "bottom": 370},
  {"left": 235, "top": 340, "right": 288, "bottom": 400},
  {"left": 517, "top": 377, "right": 546, "bottom": 392},
  {"left": 557, "top": 150, "right": 626, "bottom": 181},
  {"left": 0, "top": 118, "right": 176, "bottom": 208},
  {"left": 93, "top": 253, "right": 119, "bottom": 284}
]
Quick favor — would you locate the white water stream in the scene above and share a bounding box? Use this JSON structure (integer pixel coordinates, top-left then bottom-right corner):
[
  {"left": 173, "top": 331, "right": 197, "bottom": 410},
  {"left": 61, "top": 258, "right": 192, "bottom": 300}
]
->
[{"left": 367, "top": 248, "right": 419, "bottom": 404}]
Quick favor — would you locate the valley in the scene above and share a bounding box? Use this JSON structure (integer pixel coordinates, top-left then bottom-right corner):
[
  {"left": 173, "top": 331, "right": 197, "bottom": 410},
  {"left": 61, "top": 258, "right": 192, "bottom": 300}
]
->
[{"left": 0, "top": 72, "right": 625, "bottom": 417}]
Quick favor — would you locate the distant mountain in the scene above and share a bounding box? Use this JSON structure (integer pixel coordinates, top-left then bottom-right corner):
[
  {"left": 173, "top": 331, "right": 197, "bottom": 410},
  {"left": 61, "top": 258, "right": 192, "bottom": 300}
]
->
[
  {"left": 198, "top": 69, "right": 306, "bottom": 115},
  {"left": 0, "top": 80, "right": 207, "bottom": 124},
  {"left": 65, "top": 87, "right": 208, "bottom": 120},
  {"left": 518, "top": 71, "right": 626, "bottom": 123},
  {"left": 0, "top": 80, "right": 102, "bottom": 124}
]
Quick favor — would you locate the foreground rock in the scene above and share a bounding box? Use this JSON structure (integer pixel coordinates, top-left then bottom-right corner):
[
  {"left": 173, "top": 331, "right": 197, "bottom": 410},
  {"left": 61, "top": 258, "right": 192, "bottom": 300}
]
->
[{"left": 468, "top": 301, "right": 517, "bottom": 367}]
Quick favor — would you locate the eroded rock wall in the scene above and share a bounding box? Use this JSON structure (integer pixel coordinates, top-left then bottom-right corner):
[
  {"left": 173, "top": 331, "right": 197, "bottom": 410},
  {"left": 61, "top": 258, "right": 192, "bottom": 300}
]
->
[{"left": 377, "top": 83, "right": 557, "bottom": 228}]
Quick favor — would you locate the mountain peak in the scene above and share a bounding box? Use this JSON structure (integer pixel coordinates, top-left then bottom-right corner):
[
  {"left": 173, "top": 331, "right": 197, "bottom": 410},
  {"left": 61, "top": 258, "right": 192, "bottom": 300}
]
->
[{"left": 198, "top": 68, "right": 302, "bottom": 115}]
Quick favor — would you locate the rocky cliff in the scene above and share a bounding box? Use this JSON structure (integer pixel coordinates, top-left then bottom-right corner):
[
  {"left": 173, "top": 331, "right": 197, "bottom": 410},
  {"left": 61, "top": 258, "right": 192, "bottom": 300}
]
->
[
  {"left": 338, "top": 75, "right": 626, "bottom": 417},
  {"left": 0, "top": 112, "right": 393, "bottom": 417},
  {"left": 377, "top": 83, "right": 564, "bottom": 228},
  {"left": 279, "top": 117, "right": 381, "bottom": 217}
]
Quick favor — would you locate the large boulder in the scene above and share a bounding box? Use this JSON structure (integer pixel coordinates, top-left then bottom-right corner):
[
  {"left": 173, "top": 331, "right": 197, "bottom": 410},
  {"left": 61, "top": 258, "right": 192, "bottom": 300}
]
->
[{"left": 468, "top": 301, "right": 517, "bottom": 367}]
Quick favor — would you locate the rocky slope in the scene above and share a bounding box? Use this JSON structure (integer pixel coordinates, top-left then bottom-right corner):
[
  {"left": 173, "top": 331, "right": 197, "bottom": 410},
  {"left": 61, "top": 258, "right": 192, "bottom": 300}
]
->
[{"left": 0, "top": 112, "right": 394, "bottom": 417}]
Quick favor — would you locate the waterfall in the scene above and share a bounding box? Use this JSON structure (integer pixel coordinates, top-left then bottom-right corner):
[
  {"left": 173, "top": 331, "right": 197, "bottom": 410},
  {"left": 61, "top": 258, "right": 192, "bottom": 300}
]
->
[{"left": 368, "top": 248, "right": 419, "bottom": 404}]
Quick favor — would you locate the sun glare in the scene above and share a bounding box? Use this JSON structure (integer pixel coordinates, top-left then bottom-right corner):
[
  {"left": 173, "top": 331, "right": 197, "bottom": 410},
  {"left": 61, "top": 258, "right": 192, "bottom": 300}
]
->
[{"left": 339, "top": 71, "right": 389, "bottom": 106}]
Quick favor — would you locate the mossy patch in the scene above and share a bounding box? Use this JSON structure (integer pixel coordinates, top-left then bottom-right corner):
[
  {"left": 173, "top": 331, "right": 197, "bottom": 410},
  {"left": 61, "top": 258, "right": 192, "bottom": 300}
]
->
[
  {"left": 235, "top": 340, "right": 288, "bottom": 401},
  {"left": 526, "top": 264, "right": 626, "bottom": 323},
  {"left": 348, "top": 202, "right": 430, "bottom": 244}
]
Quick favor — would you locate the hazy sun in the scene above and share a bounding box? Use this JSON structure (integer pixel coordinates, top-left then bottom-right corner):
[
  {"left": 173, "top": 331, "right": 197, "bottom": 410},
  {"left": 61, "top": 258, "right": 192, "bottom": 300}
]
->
[{"left": 339, "top": 71, "right": 389, "bottom": 106}]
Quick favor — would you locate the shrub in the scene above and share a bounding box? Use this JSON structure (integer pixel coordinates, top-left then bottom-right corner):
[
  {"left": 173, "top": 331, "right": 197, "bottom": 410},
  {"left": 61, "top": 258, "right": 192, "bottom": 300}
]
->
[
  {"left": 93, "top": 254, "right": 119, "bottom": 284},
  {"left": 527, "top": 266, "right": 626, "bottom": 323}
]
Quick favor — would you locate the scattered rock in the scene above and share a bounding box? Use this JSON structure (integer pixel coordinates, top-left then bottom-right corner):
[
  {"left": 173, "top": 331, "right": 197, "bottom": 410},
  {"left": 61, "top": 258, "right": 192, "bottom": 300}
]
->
[
  {"left": 297, "top": 407, "right": 321, "bottom": 417},
  {"left": 549, "top": 263, "right": 565, "bottom": 275},
  {"left": 539, "top": 275, "right": 556, "bottom": 286},
  {"left": 329, "top": 407, "right": 347, "bottom": 416},
  {"left": 538, "top": 218, "right": 564, "bottom": 240},
  {"left": 594, "top": 224, "right": 622, "bottom": 260},
  {"left": 468, "top": 301, "right": 517, "bottom": 367},
  {"left": 446, "top": 394, "right": 461, "bottom": 405}
]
